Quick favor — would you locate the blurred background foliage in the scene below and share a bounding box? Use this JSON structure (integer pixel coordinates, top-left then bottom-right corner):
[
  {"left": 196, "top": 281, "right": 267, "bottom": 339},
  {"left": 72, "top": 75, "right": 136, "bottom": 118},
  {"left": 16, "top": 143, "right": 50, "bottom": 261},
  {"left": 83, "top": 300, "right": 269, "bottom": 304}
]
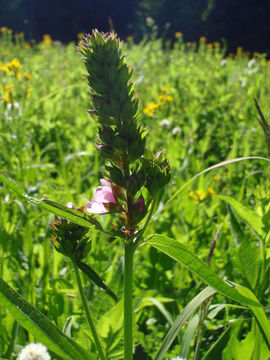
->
[{"left": 0, "top": 0, "right": 270, "bottom": 55}]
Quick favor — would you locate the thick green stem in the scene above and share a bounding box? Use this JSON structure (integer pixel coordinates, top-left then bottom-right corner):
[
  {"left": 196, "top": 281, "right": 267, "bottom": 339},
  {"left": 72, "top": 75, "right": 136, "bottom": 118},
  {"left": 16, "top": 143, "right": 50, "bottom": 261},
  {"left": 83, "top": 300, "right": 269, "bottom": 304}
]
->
[
  {"left": 72, "top": 260, "right": 106, "bottom": 360},
  {"left": 124, "top": 241, "right": 134, "bottom": 360}
]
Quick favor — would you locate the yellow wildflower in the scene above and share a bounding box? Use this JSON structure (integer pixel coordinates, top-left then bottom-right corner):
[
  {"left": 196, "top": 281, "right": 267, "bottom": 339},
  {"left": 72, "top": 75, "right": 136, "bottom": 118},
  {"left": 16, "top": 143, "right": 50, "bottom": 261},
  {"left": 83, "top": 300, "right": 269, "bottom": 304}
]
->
[
  {"left": 162, "top": 86, "right": 169, "bottom": 93},
  {"left": 0, "top": 64, "right": 10, "bottom": 74},
  {"left": 23, "top": 42, "right": 31, "bottom": 49},
  {"left": 26, "top": 88, "right": 32, "bottom": 98},
  {"left": 24, "top": 73, "right": 32, "bottom": 80},
  {"left": 4, "top": 58, "right": 22, "bottom": 78},
  {"left": 214, "top": 41, "right": 220, "bottom": 48},
  {"left": 195, "top": 189, "right": 207, "bottom": 201},
  {"left": 175, "top": 32, "right": 182, "bottom": 38},
  {"left": 188, "top": 188, "right": 215, "bottom": 204},
  {"left": 0, "top": 26, "right": 8, "bottom": 32},
  {"left": 200, "top": 36, "right": 207, "bottom": 42},
  {"left": 158, "top": 94, "right": 173, "bottom": 102},
  {"left": 143, "top": 101, "right": 160, "bottom": 117},
  {"left": 2, "top": 83, "right": 14, "bottom": 104},
  {"left": 126, "top": 35, "right": 134, "bottom": 42},
  {"left": 42, "top": 34, "right": 53, "bottom": 46}
]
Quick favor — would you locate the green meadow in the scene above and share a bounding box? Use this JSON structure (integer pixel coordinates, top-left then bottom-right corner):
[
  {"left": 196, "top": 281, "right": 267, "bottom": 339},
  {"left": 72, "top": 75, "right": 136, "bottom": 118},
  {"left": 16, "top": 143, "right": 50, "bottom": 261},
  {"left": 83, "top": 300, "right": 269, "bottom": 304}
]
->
[{"left": 1, "top": 28, "right": 270, "bottom": 359}]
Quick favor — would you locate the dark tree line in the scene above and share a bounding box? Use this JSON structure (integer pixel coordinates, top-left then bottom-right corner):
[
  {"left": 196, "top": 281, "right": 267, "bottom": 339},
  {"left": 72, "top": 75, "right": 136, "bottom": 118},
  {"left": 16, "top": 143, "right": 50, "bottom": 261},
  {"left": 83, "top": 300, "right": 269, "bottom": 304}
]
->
[{"left": 1, "top": 0, "right": 270, "bottom": 54}]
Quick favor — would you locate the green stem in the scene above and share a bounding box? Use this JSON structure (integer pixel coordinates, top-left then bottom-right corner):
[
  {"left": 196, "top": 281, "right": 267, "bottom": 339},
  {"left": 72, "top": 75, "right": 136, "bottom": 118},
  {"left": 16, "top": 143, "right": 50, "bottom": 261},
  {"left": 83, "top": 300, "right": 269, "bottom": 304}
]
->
[
  {"left": 124, "top": 241, "right": 134, "bottom": 360},
  {"left": 72, "top": 260, "right": 106, "bottom": 360},
  {"left": 134, "top": 197, "right": 157, "bottom": 247}
]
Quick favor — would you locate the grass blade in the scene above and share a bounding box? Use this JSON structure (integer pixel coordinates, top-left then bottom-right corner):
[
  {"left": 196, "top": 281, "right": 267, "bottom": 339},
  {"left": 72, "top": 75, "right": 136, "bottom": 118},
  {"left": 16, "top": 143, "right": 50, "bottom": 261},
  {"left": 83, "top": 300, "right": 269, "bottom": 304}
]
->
[
  {"left": 154, "top": 286, "right": 216, "bottom": 360},
  {"left": 0, "top": 277, "right": 93, "bottom": 360}
]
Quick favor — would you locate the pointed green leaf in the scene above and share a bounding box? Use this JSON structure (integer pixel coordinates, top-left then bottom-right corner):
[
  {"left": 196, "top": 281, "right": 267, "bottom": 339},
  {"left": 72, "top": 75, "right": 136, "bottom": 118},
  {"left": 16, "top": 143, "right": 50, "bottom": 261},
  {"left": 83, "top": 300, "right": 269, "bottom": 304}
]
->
[
  {"left": 147, "top": 235, "right": 260, "bottom": 308},
  {"left": 219, "top": 195, "right": 264, "bottom": 236},
  {"left": 236, "top": 285, "right": 270, "bottom": 351},
  {"left": 0, "top": 173, "right": 104, "bottom": 231},
  {"left": 154, "top": 286, "right": 216, "bottom": 360},
  {"left": 77, "top": 261, "right": 118, "bottom": 302},
  {"left": 0, "top": 277, "right": 93, "bottom": 360},
  {"left": 228, "top": 205, "right": 261, "bottom": 289},
  {"left": 63, "top": 316, "right": 73, "bottom": 337}
]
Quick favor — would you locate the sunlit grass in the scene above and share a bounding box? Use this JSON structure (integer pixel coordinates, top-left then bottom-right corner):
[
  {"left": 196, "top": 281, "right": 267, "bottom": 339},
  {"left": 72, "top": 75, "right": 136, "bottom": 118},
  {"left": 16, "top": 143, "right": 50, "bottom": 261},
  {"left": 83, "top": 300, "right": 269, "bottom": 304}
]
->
[{"left": 1, "top": 28, "right": 270, "bottom": 359}]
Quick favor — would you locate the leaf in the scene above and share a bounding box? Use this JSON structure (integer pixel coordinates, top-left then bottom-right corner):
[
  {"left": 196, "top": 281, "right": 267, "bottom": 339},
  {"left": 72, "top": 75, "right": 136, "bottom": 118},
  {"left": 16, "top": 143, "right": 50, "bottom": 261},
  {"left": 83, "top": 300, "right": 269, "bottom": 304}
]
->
[
  {"left": 97, "top": 300, "right": 125, "bottom": 359},
  {"left": 236, "top": 285, "right": 270, "bottom": 351},
  {"left": 222, "top": 320, "right": 270, "bottom": 360},
  {"left": 219, "top": 195, "right": 264, "bottom": 237},
  {"left": 228, "top": 205, "right": 261, "bottom": 289},
  {"left": 147, "top": 235, "right": 261, "bottom": 308},
  {"left": 154, "top": 286, "right": 216, "bottom": 360},
  {"left": 0, "top": 277, "right": 93, "bottom": 360},
  {"left": 179, "top": 313, "right": 199, "bottom": 360},
  {"left": 77, "top": 261, "right": 118, "bottom": 302},
  {"left": 63, "top": 316, "right": 73, "bottom": 337},
  {"left": 97, "top": 300, "right": 124, "bottom": 338},
  {"left": 0, "top": 173, "right": 104, "bottom": 231}
]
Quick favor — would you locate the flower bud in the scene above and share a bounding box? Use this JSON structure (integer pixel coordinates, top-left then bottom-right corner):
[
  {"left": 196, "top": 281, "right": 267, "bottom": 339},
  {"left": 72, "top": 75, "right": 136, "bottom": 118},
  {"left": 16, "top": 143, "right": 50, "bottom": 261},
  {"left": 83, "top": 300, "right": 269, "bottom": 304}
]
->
[
  {"left": 50, "top": 203, "right": 91, "bottom": 262},
  {"left": 143, "top": 150, "right": 171, "bottom": 197},
  {"left": 129, "top": 195, "right": 148, "bottom": 226},
  {"left": 79, "top": 30, "right": 146, "bottom": 164}
]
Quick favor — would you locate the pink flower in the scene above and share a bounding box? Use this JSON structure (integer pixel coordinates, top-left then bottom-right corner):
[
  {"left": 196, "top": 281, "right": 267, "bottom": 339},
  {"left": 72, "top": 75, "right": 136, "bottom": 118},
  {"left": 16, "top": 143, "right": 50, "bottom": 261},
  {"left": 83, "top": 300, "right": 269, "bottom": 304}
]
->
[{"left": 86, "top": 179, "right": 117, "bottom": 214}]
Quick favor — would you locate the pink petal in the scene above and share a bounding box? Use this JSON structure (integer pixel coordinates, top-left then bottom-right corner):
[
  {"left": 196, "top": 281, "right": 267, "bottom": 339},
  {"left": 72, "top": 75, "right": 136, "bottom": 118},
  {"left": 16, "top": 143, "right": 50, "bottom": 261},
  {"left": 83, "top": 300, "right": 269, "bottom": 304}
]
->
[
  {"left": 86, "top": 201, "right": 109, "bottom": 214},
  {"left": 100, "top": 179, "right": 111, "bottom": 187},
  {"left": 92, "top": 186, "right": 117, "bottom": 203}
]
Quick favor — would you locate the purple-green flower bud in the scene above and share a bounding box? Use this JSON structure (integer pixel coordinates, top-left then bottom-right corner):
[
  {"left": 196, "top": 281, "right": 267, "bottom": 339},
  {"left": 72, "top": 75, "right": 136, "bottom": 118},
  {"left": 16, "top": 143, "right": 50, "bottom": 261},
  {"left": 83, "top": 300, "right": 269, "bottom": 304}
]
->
[
  {"left": 79, "top": 30, "right": 146, "bottom": 164},
  {"left": 129, "top": 195, "right": 148, "bottom": 226},
  {"left": 143, "top": 150, "right": 171, "bottom": 197},
  {"left": 50, "top": 203, "right": 91, "bottom": 262}
]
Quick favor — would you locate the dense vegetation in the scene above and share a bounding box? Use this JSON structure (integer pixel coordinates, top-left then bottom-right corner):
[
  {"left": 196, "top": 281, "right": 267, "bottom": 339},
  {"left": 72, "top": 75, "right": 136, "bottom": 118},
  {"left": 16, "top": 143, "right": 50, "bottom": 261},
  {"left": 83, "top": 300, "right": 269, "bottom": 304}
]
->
[{"left": 1, "top": 28, "right": 270, "bottom": 359}]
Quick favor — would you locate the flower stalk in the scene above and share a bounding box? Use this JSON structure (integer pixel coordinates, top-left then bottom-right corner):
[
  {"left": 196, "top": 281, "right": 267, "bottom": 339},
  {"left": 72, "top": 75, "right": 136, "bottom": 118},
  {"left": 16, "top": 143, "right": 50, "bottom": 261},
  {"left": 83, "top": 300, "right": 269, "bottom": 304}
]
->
[
  {"left": 79, "top": 30, "right": 171, "bottom": 359},
  {"left": 124, "top": 241, "right": 135, "bottom": 360},
  {"left": 72, "top": 260, "right": 106, "bottom": 360}
]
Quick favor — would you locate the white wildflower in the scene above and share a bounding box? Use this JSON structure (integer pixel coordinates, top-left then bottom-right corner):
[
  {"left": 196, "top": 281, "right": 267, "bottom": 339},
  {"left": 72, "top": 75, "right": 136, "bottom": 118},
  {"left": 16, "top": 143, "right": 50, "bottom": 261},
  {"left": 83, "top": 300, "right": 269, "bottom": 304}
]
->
[
  {"left": 220, "top": 59, "right": 227, "bottom": 67},
  {"left": 17, "top": 343, "right": 51, "bottom": 360},
  {"left": 248, "top": 59, "right": 256, "bottom": 68},
  {"left": 172, "top": 126, "right": 182, "bottom": 136},
  {"left": 160, "top": 119, "right": 170, "bottom": 128}
]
